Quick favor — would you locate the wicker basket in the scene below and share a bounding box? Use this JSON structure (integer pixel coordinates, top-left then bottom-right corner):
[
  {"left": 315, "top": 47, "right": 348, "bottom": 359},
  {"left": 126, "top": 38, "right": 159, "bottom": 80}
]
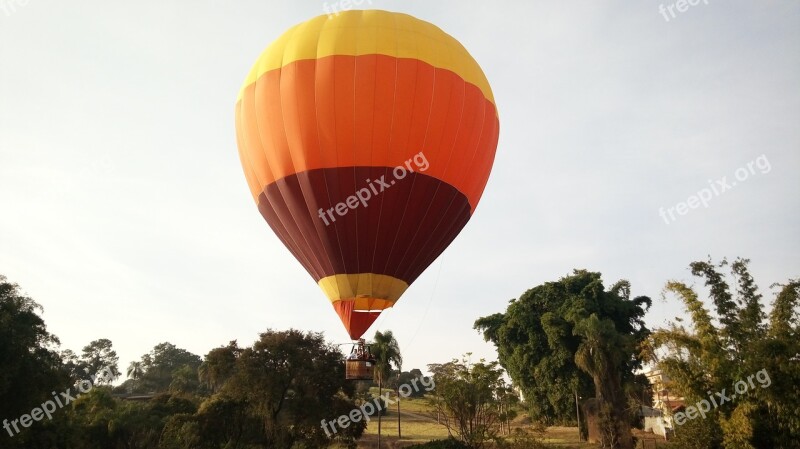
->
[{"left": 345, "top": 359, "right": 375, "bottom": 380}]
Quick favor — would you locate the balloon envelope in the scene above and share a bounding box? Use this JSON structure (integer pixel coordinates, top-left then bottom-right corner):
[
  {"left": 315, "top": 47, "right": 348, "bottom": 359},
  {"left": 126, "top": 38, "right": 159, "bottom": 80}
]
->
[{"left": 235, "top": 10, "right": 499, "bottom": 339}]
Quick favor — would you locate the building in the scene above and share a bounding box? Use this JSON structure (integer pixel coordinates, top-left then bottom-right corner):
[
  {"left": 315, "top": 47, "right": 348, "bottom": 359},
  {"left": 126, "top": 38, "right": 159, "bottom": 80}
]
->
[{"left": 640, "top": 367, "right": 685, "bottom": 439}]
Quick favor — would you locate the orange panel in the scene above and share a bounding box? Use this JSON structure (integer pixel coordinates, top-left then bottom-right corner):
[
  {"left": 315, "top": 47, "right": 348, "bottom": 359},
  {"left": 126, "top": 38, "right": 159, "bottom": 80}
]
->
[
  {"left": 280, "top": 62, "right": 317, "bottom": 173},
  {"left": 236, "top": 54, "right": 499, "bottom": 212},
  {"left": 353, "top": 54, "right": 377, "bottom": 165}
]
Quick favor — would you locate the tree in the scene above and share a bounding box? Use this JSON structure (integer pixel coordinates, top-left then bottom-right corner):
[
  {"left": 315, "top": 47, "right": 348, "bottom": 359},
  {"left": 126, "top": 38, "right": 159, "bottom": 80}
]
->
[
  {"left": 169, "top": 365, "right": 200, "bottom": 395},
  {"left": 67, "top": 389, "right": 197, "bottom": 449},
  {"left": 573, "top": 314, "right": 635, "bottom": 448},
  {"left": 428, "top": 356, "right": 513, "bottom": 449},
  {"left": 136, "top": 342, "right": 202, "bottom": 393},
  {"left": 222, "top": 329, "right": 364, "bottom": 449},
  {"left": 387, "top": 369, "right": 429, "bottom": 399},
  {"left": 496, "top": 384, "right": 519, "bottom": 436},
  {"left": 185, "top": 395, "right": 254, "bottom": 449},
  {"left": 0, "top": 275, "right": 70, "bottom": 448},
  {"left": 372, "top": 330, "right": 402, "bottom": 447},
  {"left": 126, "top": 361, "right": 144, "bottom": 392},
  {"left": 475, "top": 270, "right": 651, "bottom": 449},
  {"left": 80, "top": 339, "right": 120, "bottom": 384},
  {"left": 198, "top": 341, "right": 239, "bottom": 394},
  {"left": 61, "top": 348, "right": 99, "bottom": 389},
  {"left": 647, "top": 258, "right": 799, "bottom": 449}
]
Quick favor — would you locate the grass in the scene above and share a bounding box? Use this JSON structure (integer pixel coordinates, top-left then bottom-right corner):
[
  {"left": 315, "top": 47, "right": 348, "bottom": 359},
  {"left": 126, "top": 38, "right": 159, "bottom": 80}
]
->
[
  {"left": 349, "top": 394, "right": 598, "bottom": 449},
  {"left": 358, "top": 395, "right": 450, "bottom": 448},
  {"left": 538, "top": 426, "right": 594, "bottom": 448},
  {"left": 347, "top": 390, "right": 672, "bottom": 448}
]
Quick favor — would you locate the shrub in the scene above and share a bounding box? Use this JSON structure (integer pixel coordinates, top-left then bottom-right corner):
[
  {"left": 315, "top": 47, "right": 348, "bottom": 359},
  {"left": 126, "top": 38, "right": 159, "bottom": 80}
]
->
[
  {"left": 406, "top": 437, "right": 469, "bottom": 449},
  {"left": 495, "top": 428, "right": 547, "bottom": 449}
]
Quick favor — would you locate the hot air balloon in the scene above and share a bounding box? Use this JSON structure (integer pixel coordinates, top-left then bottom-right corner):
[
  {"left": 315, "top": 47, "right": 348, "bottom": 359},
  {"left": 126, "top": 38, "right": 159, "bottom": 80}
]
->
[{"left": 234, "top": 10, "right": 499, "bottom": 346}]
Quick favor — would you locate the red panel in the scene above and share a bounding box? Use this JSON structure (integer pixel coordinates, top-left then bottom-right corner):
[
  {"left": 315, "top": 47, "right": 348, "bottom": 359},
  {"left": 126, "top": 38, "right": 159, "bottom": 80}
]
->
[{"left": 334, "top": 301, "right": 382, "bottom": 340}]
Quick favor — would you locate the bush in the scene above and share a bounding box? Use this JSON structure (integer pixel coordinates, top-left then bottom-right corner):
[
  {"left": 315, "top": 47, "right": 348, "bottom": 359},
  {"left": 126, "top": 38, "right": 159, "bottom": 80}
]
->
[
  {"left": 406, "top": 437, "right": 469, "bottom": 449},
  {"left": 669, "top": 409, "right": 722, "bottom": 449},
  {"left": 495, "top": 427, "right": 547, "bottom": 449}
]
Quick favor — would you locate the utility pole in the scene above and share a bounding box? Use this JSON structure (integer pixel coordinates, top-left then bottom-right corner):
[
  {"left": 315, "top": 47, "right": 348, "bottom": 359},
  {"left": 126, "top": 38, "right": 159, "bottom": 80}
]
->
[
  {"left": 575, "top": 389, "right": 582, "bottom": 441},
  {"left": 397, "top": 373, "right": 401, "bottom": 439}
]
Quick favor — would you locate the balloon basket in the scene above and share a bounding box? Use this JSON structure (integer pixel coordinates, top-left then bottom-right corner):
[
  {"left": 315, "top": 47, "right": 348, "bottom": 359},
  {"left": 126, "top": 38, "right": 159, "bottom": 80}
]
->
[{"left": 344, "top": 338, "right": 375, "bottom": 381}]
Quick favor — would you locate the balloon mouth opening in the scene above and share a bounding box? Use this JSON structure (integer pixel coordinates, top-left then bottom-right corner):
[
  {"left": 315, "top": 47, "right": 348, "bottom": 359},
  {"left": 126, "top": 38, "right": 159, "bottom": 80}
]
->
[{"left": 333, "top": 300, "right": 383, "bottom": 340}]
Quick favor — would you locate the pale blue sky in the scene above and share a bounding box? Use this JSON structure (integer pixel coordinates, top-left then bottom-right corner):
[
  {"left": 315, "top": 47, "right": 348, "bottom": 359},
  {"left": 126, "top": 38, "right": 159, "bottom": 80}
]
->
[{"left": 1, "top": 1, "right": 798, "bottom": 378}]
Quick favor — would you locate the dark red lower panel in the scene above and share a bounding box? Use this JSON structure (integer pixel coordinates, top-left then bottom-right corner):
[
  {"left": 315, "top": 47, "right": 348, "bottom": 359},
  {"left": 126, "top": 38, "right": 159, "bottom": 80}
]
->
[{"left": 256, "top": 166, "right": 472, "bottom": 284}]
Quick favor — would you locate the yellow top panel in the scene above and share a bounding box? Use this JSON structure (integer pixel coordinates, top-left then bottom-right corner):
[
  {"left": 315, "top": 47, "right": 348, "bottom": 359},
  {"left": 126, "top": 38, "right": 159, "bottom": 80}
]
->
[{"left": 237, "top": 9, "right": 495, "bottom": 105}]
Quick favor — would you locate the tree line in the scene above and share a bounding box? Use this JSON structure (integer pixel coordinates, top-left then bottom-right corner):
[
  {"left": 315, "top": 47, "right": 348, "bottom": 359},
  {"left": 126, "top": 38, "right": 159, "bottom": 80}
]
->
[
  {"left": 2, "top": 256, "right": 797, "bottom": 449},
  {"left": 1, "top": 274, "right": 391, "bottom": 449},
  {"left": 475, "top": 258, "right": 799, "bottom": 449}
]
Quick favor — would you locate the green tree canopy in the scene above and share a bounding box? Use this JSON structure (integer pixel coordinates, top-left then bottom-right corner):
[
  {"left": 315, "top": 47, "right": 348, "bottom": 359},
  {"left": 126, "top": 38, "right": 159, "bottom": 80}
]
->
[
  {"left": 198, "top": 341, "right": 240, "bottom": 395},
  {"left": 475, "top": 270, "right": 651, "bottom": 448},
  {"left": 80, "top": 339, "right": 120, "bottom": 384},
  {"left": 219, "top": 329, "right": 362, "bottom": 448},
  {"left": 647, "top": 258, "right": 799, "bottom": 449},
  {"left": 0, "top": 275, "right": 365, "bottom": 449},
  {"left": 0, "top": 275, "right": 71, "bottom": 448},
  {"left": 428, "top": 356, "right": 513, "bottom": 449},
  {"left": 132, "top": 342, "right": 202, "bottom": 394}
]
